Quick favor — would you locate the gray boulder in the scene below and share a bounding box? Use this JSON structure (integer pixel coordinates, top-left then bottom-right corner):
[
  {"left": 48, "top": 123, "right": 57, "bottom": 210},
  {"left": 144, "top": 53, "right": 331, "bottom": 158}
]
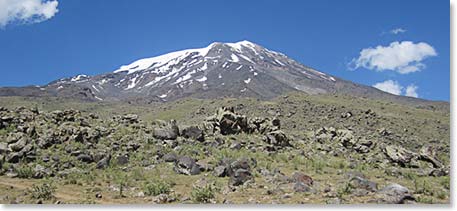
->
[
  {"left": 76, "top": 154, "right": 93, "bottom": 163},
  {"left": 180, "top": 125, "right": 204, "bottom": 142},
  {"left": 376, "top": 183, "right": 415, "bottom": 204},
  {"left": 174, "top": 156, "right": 200, "bottom": 175},
  {"left": 153, "top": 120, "right": 179, "bottom": 140},
  {"left": 9, "top": 137, "right": 27, "bottom": 152},
  {"left": 96, "top": 155, "right": 111, "bottom": 169}
]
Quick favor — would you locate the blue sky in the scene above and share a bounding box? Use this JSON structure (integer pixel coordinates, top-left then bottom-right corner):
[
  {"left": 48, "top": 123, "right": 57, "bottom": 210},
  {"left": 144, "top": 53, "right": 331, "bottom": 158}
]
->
[{"left": 0, "top": 0, "right": 449, "bottom": 101}]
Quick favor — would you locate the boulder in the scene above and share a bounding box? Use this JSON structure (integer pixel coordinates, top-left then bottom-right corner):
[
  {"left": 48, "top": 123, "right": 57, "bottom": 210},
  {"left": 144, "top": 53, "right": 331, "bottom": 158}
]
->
[
  {"left": 0, "top": 142, "right": 9, "bottom": 154},
  {"left": 76, "top": 154, "right": 93, "bottom": 163},
  {"left": 121, "top": 114, "right": 139, "bottom": 124},
  {"left": 116, "top": 154, "right": 129, "bottom": 165},
  {"left": 33, "top": 164, "right": 51, "bottom": 179},
  {"left": 163, "top": 153, "right": 178, "bottom": 162},
  {"left": 376, "top": 183, "right": 415, "bottom": 204},
  {"left": 229, "top": 168, "right": 253, "bottom": 186},
  {"left": 419, "top": 145, "right": 443, "bottom": 168},
  {"left": 384, "top": 145, "right": 417, "bottom": 167},
  {"left": 227, "top": 158, "right": 253, "bottom": 186},
  {"left": 96, "top": 155, "right": 111, "bottom": 169},
  {"left": 7, "top": 152, "right": 22, "bottom": 163},
  {"left": 263, "top": 130, "right": 292, "bottom": 149},
  {"left": 153, "top": 120, "right": 179, "bottom": 140},
  {"left": 9, "top": 137, "right": 27, "bottom": 152},
  {"left": 213, "top": 166, "right": 227, "bottom": 177},
  {"left": 174, "top": 156, "right": 200, "bottom": 175},
  {"left": 180, "top": 125, "right": 204, "bottom": 142},
  {"left": 291, "top": 172, "right": 313, "bottom": 186},
  {"left": 349, "top": 176, "right": 377, "bottom": 192},
  {"left": 293, "top": 182, "right": 312, "bottom": 193}
]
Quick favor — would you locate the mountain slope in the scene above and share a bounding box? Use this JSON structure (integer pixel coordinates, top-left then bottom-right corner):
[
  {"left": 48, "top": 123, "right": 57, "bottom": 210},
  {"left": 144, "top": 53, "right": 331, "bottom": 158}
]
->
[{"left": 0, "top": 40, "right": 448, "bottom": 109}]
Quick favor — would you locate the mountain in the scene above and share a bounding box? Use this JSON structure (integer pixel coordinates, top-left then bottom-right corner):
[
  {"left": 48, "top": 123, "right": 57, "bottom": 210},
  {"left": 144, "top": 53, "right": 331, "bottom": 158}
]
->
[{"left": 0, "top": 40, "right": 446, "bottom": 107}]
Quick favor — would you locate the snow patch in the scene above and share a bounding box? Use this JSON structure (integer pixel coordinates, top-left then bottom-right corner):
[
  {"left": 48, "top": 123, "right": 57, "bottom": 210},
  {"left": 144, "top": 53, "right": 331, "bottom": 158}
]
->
[
  {"left": 244, "top": 78, "right": 251, "bottom": 84},
  {"left": 145, "top": 66, "right": 185, "bottom": 87},
  {"left": 196, "top": 76, "right": 207, "bottom": 82},
  {"left": 71, "top": 74, "right": 88, "bottom": 82},
  {"left": 201, "top": 63, "right": 208, "bottom": 70},
  {"left": 253, "top": 72, "right": 258, "bottom": 76},
  {"left": 230, "top": 54, "right": 239, "bottom": 62},
  {"left": 274, "top": 59, "right": 285, "bottom": 66},
  {"left": 114, "top": 44, "right": 214, "bottom": 74},
  {"left": 92, "top": 85, "right": 100, "bottom": 92},
  {"left": 239, "top": 54, "right": 254, "bottom": 63},
  {"left": 226, "top": 40, "right": 258, "bottom": 54},
  {"left": 125, "top": 76, "right": 139, "bottom": 90},
  {"left": 236, "top": 65, "right": 243, "bottom": 70},
  {"left": 240, "top": 88, "right": 247, "bottom": 92}
]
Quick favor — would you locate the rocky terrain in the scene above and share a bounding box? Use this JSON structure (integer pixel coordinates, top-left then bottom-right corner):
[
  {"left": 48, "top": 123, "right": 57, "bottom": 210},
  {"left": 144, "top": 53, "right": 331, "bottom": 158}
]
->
[{"left": 0, "top": 92, "right": 450, "bottom": 204}]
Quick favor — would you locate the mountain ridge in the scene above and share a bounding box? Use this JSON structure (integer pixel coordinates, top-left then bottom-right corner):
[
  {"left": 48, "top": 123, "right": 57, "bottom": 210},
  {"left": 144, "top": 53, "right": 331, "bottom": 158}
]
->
[{"left": 0, "top": 40, "right": 448, "bottom": 109}]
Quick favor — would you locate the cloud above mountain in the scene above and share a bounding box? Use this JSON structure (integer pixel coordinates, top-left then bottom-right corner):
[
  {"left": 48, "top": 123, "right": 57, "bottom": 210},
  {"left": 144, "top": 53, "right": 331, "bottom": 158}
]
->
[
  {"left": 0, "top": 0, "right": 59, "bottom": 27},
  {"left": 405, "top": 84, "right": 419, "bottom": 98},
  {"left": 349, "top": 41, "right": 437, "bottom": 74},
  {"left": 373, "top": 80, "right": 403, "bottom": 95},
  {"left": 390, "top": 28, "right": 406, "bottom": 34},
  {"left": 373, "top": 80, "right": 419, "bottom": 98}
]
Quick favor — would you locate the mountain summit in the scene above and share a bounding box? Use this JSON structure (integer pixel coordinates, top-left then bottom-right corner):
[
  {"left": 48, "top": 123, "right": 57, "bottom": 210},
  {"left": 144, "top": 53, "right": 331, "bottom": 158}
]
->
[{"left": 0, "top": 41, "right": 429, "bottom": 104}]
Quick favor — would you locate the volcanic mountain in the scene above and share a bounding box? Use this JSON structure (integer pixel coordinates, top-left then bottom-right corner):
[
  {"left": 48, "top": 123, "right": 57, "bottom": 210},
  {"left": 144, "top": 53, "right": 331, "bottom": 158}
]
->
[{"left": 0, "top": 40, "right": 441, "bottom": 106}]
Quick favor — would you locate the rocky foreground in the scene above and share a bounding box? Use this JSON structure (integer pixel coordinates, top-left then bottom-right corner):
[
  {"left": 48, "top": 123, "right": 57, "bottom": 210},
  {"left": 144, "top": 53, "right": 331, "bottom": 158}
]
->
[{"left": 0, "top": 95, "right": 450, "bottom": 204}]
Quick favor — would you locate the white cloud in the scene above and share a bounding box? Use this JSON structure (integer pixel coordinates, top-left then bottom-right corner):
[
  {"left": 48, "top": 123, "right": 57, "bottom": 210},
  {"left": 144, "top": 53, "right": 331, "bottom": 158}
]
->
[
  {"left": 0, "top": 0, "right": 59, "bottom": 27},
  {"left": 405, "top": 84, "right": 419, "bottom": 98},
  {"left": 373, "top": 80, "right": 403, "bottom": 95},
  {"left": 349, "top": 41, "right": 437, "bottom": 74},
  {"left": 390, "top": 28, "right": 406, "bottom": 34},
  {"left": 372, "top": 80, "right": 419, "bottom": 98}
]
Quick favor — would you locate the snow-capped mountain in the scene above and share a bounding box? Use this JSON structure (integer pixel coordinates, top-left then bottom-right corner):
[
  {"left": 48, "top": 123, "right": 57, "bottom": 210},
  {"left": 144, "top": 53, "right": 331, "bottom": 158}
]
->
[{"left": 0, "top": 40, "right": 427, "bottom": 104}]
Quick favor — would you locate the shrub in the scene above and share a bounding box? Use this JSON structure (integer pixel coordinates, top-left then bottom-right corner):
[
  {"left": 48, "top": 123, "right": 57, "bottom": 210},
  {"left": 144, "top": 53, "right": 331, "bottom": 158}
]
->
[
  {"left": 144, "top": 180, "right": 171, "bottom": 196},
  {"left": 191, "top": 184, "right": 216, "bottom": 203},
  {"left": 336, "top": 182, "right": 353, "bottom": 198},
  {"left": 16, "top": 164, "right": 34, "bottom": 179},
  {"left": 31, "top": 182, "right": 56, "bottom": 201}
]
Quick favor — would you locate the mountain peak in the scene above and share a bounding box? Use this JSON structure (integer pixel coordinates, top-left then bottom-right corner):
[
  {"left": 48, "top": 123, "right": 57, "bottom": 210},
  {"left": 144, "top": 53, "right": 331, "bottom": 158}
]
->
[{"left": 113, "top": 40, "right": 264, "bottom": 75}]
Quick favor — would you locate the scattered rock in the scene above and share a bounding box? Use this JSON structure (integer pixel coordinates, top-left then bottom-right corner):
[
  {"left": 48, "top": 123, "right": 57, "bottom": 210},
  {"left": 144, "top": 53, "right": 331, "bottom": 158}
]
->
[
  {"left": 180, "top": 125, "right": 204, "bottom": 142},
  {"left": 384, "top": 145, "right": 417, "bottom": 167},
  {"left": 96, "top": 155, "right": 111, "bottom": 169},
  {"left": 349, "top": 176, "right": 377, "bottom": 192},
  {"left": 116, "top": 154, "right": 129, "bottom": 165},
  {"left": 153, "top": 120, "right": 179, "bottom": 140},
  {"left": 76, "top": 154, "right": 93, "bottom": 163},
  {"left": 174, "top": 156, "right": 200, "bottom": 175},
  {"left": 163, "top": 153, "right": 178, "bottom": 162},
  {"left": 376, "top": 183, "right": 415, "bottom": 204}
]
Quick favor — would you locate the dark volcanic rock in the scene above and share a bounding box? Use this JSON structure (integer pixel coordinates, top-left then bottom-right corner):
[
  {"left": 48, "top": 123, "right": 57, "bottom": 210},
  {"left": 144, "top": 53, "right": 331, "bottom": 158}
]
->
[
  {"left": 174, "top": 156, "right": 200, "bottom": 175},
  {"left": 180, "top": 125, "right": 204, "bottom": 142},
  {"left": 76, "top": 154, "right": 93, "bottom": 163}
]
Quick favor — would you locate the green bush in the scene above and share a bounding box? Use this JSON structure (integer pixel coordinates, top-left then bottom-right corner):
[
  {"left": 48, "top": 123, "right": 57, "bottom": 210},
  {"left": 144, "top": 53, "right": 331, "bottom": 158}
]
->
[
  {"left": 191, "top": 185, "right": 216, "bottom": 203},
  {"left": 0, "top": 124, "right": 16, "bottom": 136},
  {"left": 16, "top": 164, "right": 34, "bottom": 179},
  {"left": 144, "top": 180, "right": 171, "bottom": 196},
  {"left": 31, "top": 182, "right": 56, "bottom": 201}
]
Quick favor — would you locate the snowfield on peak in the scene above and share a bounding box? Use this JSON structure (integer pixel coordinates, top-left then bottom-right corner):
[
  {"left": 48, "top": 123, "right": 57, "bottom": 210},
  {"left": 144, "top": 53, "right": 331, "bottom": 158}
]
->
[{"left": 113, "top": 44, "right": 215, "bottom": 74}]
